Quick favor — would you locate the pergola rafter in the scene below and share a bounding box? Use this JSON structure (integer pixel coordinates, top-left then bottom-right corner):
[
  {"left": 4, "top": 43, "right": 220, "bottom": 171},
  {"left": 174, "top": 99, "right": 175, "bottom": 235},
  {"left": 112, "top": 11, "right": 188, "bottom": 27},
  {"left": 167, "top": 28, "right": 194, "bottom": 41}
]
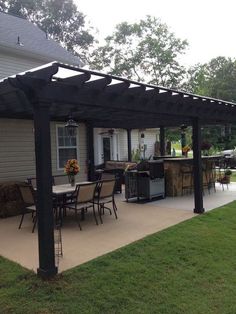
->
[{"left": 1, "top": 62, "right": 236, "bottom": 127}]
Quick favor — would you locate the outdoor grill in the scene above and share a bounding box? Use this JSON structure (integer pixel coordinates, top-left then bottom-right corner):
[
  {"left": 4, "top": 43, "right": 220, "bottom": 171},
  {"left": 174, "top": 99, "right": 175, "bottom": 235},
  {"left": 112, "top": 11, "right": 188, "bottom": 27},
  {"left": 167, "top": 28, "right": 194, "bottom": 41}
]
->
[{"left": 125, "top": 160, "right": 165, "bottom": 201}]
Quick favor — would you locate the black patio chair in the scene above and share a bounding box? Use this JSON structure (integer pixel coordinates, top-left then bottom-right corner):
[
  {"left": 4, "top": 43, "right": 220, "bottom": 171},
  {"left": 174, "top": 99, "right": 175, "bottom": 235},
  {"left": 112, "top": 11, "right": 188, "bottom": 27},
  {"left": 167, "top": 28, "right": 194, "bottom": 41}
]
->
[{"left": 18, "top": 183, "right": 37, "bottom": 233}]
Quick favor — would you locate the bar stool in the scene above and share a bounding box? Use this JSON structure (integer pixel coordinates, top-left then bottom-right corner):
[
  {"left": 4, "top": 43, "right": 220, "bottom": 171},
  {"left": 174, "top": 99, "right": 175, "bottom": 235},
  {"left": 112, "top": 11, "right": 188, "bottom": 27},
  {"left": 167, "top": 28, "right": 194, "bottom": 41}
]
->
[
  {"left": 206, "top": 160, "right": 216, "bottom": 193},
  {"left": 181, "top": 165, "right": 193, "bottom": 196},
  {"left": 215, "top": 157, "right": 226, "bottom": 181},
  {"left": 216, "top": 157, "right": 228, "bottom": 190},
  {"left": 202, "top": 162, "right": 210, "bottom": 194}
]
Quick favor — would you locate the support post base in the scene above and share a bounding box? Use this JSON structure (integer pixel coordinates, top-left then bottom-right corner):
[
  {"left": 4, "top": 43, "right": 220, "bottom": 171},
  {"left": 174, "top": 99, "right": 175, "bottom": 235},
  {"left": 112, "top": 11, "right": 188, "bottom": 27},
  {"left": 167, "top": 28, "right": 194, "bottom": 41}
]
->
[
  {"left": 37, "top": 267, "right": 58, "bottom": 280},
  {"left": 193, "top": 208, "right": 205, "bottom": 214}
]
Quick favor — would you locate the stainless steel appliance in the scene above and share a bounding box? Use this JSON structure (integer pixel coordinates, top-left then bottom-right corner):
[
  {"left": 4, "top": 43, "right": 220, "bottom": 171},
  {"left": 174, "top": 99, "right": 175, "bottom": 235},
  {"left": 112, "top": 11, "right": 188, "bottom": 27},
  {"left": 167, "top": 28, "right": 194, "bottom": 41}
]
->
[{"left": 125, "top": 160, "right": 165, "bottom": 201}]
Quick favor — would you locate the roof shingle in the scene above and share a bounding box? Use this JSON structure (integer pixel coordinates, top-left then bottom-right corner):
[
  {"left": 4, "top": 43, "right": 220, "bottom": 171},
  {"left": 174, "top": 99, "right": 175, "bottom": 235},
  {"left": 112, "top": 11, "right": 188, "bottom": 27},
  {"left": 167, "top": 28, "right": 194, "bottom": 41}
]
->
[{"left": 0, "top": 11, "right": 83, "bottom": 66}]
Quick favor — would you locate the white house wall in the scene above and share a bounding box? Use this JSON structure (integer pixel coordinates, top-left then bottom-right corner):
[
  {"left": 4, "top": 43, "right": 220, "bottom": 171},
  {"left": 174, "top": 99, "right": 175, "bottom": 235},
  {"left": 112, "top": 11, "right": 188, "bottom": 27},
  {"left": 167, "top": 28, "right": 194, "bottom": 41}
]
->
[
  {"left": 93, "top": 128, "right": 120, "bottom": 165},
  {"left": 131, "top": 129, "right": 158, "bottom": 159},
  {"left": 118, "top": 130, "right": 128, "bottom": 161},
  {"left": 93, "top": 128, "right": 159, "bottom": 164},
  {"left": 93, "top": 128, "right": 103, "bottom": 165},
  {"left": 0, "top": 51, "right": 43, "bottom": 79},
  {"left": 0, "top": 119, "right": 87, "bottom": 182}
]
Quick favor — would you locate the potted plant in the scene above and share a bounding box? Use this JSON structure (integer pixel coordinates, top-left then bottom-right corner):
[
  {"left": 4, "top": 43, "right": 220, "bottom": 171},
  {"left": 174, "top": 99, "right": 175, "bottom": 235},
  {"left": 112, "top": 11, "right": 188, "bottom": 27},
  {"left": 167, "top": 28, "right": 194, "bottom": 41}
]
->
[
  {"left": 225, "top": 169, "right": 232, "bottom": 175},
  {"left": 218, "top": 169, "right": 232, "bottom": 184},
  {"left": 217, "top": 169, "right": 232, "bottom": 184},
  {"left": 201, "top": 141, "right": 212, "bottom": 156},
  {"left": 225, "top": 169, "right": 232, "bottom": 182},
  {"left": 182, "top": 145, "right": 191, "bottom": 157}
]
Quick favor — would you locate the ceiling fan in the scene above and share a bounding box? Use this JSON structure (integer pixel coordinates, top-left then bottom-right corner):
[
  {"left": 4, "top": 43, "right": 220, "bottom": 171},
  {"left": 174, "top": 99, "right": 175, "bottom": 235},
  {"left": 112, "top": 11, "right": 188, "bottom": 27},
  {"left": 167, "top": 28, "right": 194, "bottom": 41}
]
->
[{"left": 98, "top": 128, "right": 116, "bottom": 135}]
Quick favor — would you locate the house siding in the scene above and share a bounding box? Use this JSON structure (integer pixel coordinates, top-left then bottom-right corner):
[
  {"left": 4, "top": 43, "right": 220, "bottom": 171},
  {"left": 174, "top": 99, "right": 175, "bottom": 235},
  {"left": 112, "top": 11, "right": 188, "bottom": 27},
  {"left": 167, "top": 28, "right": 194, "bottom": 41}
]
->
[
  {"left": 0, "top": 51, "right": 43, "bottom": 79},
  {"left": 118, "top": 131, "right": 128, "bottom": 161},
  {"left": 0, "top": 119, "right": 87, "bottom": 182},
  {"left": 118, "top": 129, "right": 159, "bottom": 161},
  {"left": 93, "top": 128, "right": 159, "bottom": 163},
  {"left": 131, "top": 129, "right": 158, "bottom": 159}
]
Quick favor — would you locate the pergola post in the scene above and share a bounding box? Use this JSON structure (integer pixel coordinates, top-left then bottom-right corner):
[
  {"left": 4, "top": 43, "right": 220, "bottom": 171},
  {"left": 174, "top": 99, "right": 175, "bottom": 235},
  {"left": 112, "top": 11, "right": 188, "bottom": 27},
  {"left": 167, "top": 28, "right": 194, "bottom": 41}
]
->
[
  {"left": 160, "top": 126, "right": 165, "bottom": 156},
  {"left": 87, "top": 123, "right": 95, "bottom": 180},
  {"left": 127, "top": 129, "right": 132, "bottom": 162},
  {"left": 180, "top": 125, "right": 187, "bottom": 156},
  {"left": 33, "top": 101, "right": 57, "bottom": 279},
  {"left": 192, "top": 117, "right": 205, "bottom": 214}
]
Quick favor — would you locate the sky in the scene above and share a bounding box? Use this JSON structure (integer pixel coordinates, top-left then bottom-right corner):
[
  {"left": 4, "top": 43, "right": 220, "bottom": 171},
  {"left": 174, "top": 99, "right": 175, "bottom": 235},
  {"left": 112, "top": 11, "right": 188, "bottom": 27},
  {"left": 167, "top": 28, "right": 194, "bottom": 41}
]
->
[{"left": 74, "top": 0, "right": 236, "bottom": 67}]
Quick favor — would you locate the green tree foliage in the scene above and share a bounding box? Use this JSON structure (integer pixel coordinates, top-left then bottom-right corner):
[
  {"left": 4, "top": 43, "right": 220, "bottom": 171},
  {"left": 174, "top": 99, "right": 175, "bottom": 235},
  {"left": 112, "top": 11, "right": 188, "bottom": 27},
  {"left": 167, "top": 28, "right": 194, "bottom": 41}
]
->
[
  {"left": 185, "top": 56, "right": 236, "bottom": 150},
  {"left": 0, "top": 0, "right": 94, "bottom": 62},
  {"left": 185, "top": 56, "right": 236, "bottom": 102},
  {"left": 89, "top": 16, "right": 188, "bottom": 88}
]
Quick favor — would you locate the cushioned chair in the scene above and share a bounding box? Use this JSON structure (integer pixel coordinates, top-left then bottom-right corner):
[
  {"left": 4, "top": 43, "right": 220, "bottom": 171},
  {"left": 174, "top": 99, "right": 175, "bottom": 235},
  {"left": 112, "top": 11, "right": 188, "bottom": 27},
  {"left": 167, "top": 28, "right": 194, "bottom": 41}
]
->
[
  {"left": 94, "top": 179, "right": 118, "bottom": 224},
  {"left": 95, "top": 170, "right": 122, "bottom": 193},
  {"left": 27, "top": 177, "right": 37, "bottom": 189},
  {"left": 18, "top": 183, "right": 37, "bottom": 233},
  {"left": 53, "top": 174, "right": 69, "bottom": 185},
  {"left": 66, "top": 182, "right": 98, "bottom": 229}
]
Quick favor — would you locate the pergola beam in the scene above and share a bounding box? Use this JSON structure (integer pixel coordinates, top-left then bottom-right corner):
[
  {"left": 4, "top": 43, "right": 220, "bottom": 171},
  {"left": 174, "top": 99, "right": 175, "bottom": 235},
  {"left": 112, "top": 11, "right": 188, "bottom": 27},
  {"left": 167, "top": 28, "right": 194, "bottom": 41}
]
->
[{"left": 35, "top": 85, "right": 227, "bottom": 121}]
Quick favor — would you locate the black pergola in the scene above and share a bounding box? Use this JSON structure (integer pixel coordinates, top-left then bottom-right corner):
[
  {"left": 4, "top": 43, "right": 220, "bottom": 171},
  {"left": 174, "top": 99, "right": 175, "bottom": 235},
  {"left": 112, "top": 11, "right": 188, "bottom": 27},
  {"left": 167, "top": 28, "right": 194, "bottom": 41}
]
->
[{"left": 1, "top": 62, "right": 236, "bottom": 278}]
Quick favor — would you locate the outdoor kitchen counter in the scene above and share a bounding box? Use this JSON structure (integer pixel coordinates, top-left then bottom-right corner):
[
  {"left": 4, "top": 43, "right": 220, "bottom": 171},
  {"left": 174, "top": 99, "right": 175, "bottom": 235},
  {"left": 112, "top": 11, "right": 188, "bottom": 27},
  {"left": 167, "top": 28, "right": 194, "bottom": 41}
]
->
[{"left": 163, "top": 156, "right": 219, "bottom": 197}]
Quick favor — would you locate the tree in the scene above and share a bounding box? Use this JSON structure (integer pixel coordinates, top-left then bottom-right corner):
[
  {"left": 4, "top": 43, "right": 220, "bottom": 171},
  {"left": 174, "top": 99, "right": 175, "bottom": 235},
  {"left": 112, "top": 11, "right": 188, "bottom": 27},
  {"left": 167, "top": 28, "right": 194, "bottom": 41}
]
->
[
  {"left": 89, "top": 16, "right": 188, "bottom": 88},
  {"left": 184, "top": 57, "right": 236, "bottom": 149},
  {"left": 185, "top": 56, "right": 236, "bottom": 102},
  {"left": 0, "top": 0, "right": 94, "bottom": 62}
]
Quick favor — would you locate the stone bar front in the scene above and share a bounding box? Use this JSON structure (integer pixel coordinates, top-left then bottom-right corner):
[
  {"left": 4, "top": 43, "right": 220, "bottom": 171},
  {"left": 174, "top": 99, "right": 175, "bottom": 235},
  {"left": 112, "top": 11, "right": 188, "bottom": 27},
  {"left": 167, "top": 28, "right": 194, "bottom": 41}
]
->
[{"left": 164, "top": 156, "right": 218, "bottom": 197}]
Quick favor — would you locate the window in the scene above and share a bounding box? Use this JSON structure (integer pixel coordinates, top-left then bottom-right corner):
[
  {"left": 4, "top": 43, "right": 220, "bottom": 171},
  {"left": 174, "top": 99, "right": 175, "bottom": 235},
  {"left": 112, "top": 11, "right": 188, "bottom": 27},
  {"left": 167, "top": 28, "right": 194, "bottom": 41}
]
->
[{"left": 57, "top": 126, "right": 78, "bottom": 169}]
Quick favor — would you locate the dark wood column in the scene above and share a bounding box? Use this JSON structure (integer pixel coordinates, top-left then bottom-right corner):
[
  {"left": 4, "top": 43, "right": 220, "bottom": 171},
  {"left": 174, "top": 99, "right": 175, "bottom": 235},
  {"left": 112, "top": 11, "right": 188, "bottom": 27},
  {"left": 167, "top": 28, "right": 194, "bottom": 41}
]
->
[
  {"left": 87, "top": 123, "right": 95, "bottom": 181},
  {"left": 192, "top": 117, "right": 205, "bottom": 214},
  {"left": 33, "top": 101, "right": 57, "bottom": 279},
  {"left": 127, "top": 129, "right": 132, "bottom": 162},
  {"left": 160, "top": 126, "right": 165, "bottom": 156},
  {"left": 180, "top": 126, "right": 187, "bottom": 156}
]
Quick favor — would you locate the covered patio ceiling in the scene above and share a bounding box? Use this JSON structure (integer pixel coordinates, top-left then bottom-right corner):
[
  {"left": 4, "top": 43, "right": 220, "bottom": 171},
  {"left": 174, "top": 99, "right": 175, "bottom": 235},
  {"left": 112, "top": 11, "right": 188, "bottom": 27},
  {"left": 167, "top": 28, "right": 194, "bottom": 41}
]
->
[{"left": 1, "top": 62, "right": 236, "bottom": 129}]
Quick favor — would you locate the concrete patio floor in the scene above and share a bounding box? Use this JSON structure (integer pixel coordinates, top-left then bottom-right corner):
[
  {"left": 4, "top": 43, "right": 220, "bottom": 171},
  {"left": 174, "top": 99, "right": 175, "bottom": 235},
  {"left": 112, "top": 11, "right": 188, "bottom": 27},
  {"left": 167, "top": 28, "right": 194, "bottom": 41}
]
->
[{"left": 0, "top": 182, "right": 235, "bottom": 273}]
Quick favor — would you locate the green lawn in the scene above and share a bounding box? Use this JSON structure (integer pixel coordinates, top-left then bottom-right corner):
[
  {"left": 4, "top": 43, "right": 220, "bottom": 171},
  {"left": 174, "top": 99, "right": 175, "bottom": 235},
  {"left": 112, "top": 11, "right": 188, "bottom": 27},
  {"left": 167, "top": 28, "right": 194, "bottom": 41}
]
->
[{"left": 1, "top": 203, "right": 236, "bottom": 313}]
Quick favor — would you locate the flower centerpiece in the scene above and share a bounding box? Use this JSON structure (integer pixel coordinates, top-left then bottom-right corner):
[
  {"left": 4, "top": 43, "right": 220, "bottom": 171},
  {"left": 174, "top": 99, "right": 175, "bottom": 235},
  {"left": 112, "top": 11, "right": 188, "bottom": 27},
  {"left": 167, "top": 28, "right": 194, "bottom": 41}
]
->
[
  {"left": 182, "top": 145, "right": 191, "bottom": 157},
  {"left": 64, "top": 159, "right": 80, "bottom": 186}
]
